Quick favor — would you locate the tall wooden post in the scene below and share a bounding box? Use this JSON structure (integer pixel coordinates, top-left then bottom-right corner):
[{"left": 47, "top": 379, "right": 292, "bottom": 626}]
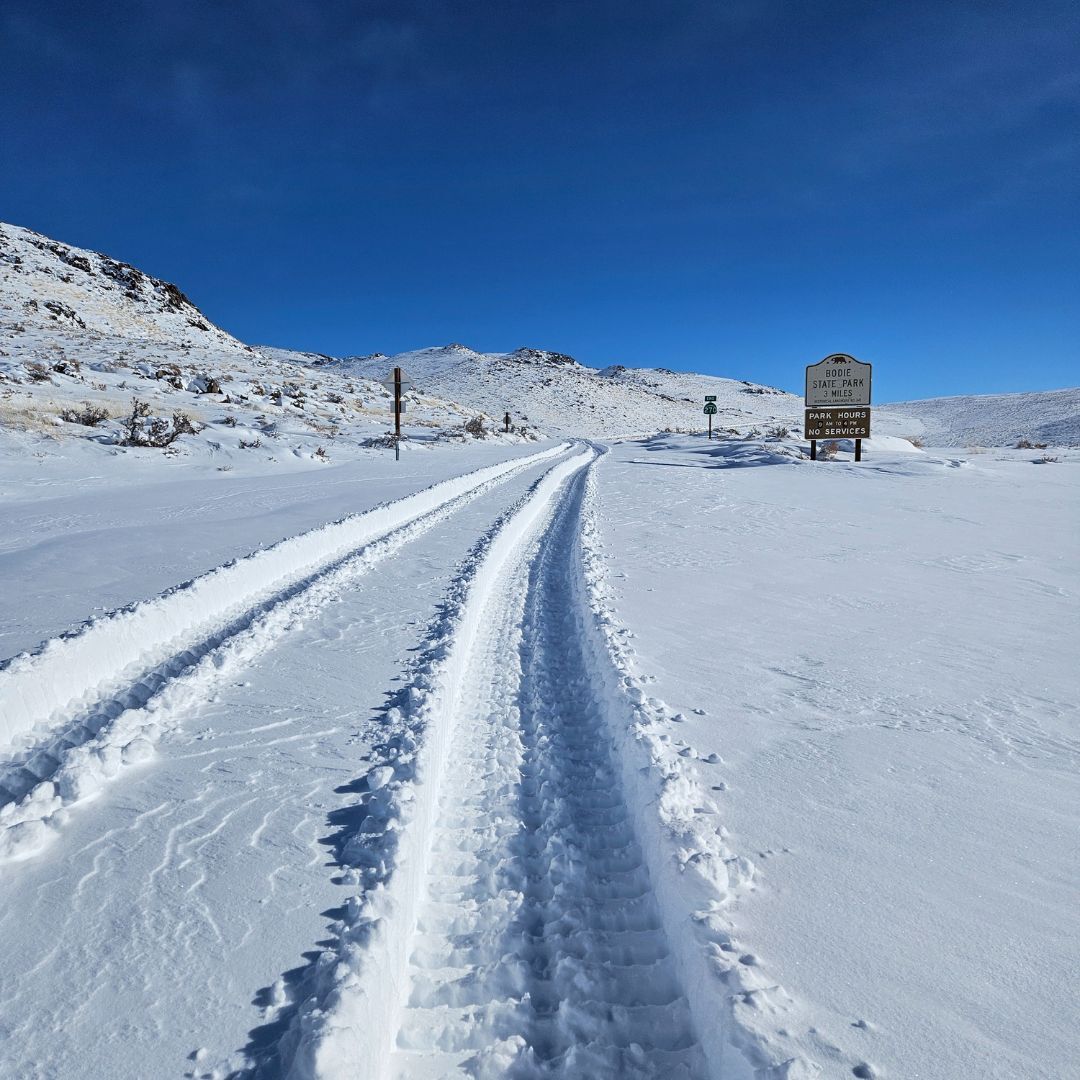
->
[
  {"left": 855, "top": 438, "right": 862, "bottom": 462},
  {"left": 393, "top": 366, "right": 402, "bottom": 438},
  {"left": 810, "top": 439, "right": 817, "bottom": 460}
]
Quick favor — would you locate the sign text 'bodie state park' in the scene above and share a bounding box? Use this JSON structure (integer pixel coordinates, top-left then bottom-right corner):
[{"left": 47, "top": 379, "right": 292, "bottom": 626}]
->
[{"left": 805, "top": 355, "right": 872, "bottom": 408}]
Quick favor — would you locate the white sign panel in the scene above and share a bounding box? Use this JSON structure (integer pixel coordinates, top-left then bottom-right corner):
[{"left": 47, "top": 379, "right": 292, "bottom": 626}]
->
[
  {"left": 805, "top": 354, "right": 872, "bottom": 407},
  {"left": 379, "top": 370, "right": 414, "bottom": 390}
]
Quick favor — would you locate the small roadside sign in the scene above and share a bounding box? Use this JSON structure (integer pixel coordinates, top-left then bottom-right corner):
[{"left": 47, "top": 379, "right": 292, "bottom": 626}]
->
[
  {"left": 703, "top": 400, "right": 717, "bottom": 439},
  {"left": 704, "top": 395, "right": 717, "bottom": 402},
  {"left": 379, "top": 371, "right": 413, "bottom": 391}
]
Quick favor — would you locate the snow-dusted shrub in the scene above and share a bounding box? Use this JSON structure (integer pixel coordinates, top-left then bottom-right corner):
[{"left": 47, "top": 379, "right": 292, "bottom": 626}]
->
[
  {"left": 903, "top": 434, "right": 925, "bottom": 448},
  {"left": 120, "top": 399, "right": 201, "bottom": 447},
  {"left": 360, "top": 432, "right": 406, "bottom": 449},
  {"left": 238, "top": 436, "right": 262, "bottom": 449},
  {"left": 24, "top": 361, "right": 51, "bottom": 382},
  {"left": 464, "top": 416, "right": 487, "bottom": 438},
  {"left": 60, "top": 401, "right": 110, "bottom": 426},
  {"left": 52, "top": 357, "right": 81, "bottom": 376},
  {"left": 1016, "top": 438, "right": 1048, "bottom": 449},
  {"left": 819, "top": 440, "right": 840, "bottom": 459},
  {"left": 766, "top": 425, "right": 790, "bottom": 439},
  {"left": 1037, "top": 453, "right": 1060, "bottom": 463},
  {"left": 314, "top": 446, "right": 330, "bottom": 461},
  {"left": 173, "top": 412, "right": 198, "bottom": 435}
]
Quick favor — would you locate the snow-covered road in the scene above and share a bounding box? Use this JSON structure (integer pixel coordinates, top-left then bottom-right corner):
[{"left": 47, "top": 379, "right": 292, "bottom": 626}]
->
[
  {"left": 0, "top": 447, "right": 608, "bottom": 1077},
  {"left": 1, "top": 433, "right": 1077, "bottom": 1080}
]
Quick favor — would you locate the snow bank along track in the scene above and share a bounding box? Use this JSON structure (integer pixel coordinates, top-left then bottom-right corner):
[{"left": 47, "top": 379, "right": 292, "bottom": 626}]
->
[
  {"left": 0, "top": 445, "right": 567, "bottom": 862},
  {"left": 275, "top": 447, "right": 736, "bottom": 1079}
]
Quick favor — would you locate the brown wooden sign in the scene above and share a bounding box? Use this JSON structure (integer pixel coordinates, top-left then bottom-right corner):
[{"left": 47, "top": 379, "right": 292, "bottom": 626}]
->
[{"left": 804, "top": 407, "right": 870, "bottom": 439}]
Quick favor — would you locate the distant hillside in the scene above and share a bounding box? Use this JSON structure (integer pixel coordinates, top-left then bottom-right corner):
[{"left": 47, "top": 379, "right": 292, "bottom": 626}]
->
[
  {"left": 4, "top": 220, "right": 1075, "bottom": 447},
  {"left": 303, "top": 344, "right": 803, "bottom": 439},
  {"left": 877, "top": 388, "right": 1080, "bottom": 447}
]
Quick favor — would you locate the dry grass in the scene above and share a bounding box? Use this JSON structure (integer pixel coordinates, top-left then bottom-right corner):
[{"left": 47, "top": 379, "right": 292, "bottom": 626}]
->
[{"left": 0, "top": 400, "right": 64, "bottom": 437}]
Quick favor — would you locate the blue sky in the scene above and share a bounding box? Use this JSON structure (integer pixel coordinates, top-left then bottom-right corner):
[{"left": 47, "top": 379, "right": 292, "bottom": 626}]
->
[{"left": 2, "top": 1, "right": 1076, "bottom": 400}]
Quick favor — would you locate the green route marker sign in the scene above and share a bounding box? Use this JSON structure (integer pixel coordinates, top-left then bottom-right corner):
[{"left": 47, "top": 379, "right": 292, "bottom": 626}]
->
[{"left": 703, "top": 402, "right": 718, "bottom": 415}]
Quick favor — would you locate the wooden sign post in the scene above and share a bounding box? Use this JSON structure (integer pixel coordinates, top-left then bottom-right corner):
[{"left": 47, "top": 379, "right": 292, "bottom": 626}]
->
[
  {"left": 379, "top": 367, "right": 413, "bottom": 460},
  {"left": 804, "top": 354, "right": 872, "bottom": 461}
]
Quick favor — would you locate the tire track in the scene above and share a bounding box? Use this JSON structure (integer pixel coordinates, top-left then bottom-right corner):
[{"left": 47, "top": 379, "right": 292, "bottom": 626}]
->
[
  {"left": 270, "top": 446, "right": 708, "bottom": 1078},
  {"left": 387, "top": 459, "right": 706, "bottom": 1078},
  {"left": 0, "top": 446, "right": 568, "bottom": 864}
]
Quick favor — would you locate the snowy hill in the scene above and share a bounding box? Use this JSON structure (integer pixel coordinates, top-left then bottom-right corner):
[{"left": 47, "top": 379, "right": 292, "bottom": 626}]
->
[
  {"left": 877, "top": 387, "right": 1080, "bottom": 447},
  {"left": 3, "top": 220, "right": 1076, "bottom": 450},
  {"left": 0, "top": 222, "right": 245, "bottom": 351},
  {"left": 0, "top": 223, "right": 540, "bottom": 473},
  {"left": 302, "top": 344, "right": 804, "bottom": 438},
  {"left": 0, "top": 221, "right": 806, "bottom": 455}
]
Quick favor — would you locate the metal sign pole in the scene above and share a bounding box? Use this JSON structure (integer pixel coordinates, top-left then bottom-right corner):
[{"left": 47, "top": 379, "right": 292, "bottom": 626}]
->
[
  {"left": 708, "top": 412, "right": 712, "bottom": 439},
  {"left": 855, "top": 438, "right": 862, "bottom": 462}
]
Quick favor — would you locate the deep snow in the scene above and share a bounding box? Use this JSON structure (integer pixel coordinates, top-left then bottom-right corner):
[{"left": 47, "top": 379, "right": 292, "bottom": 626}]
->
[{"left": 589, "top": 434, "right": 1080, "bottom": 1080}]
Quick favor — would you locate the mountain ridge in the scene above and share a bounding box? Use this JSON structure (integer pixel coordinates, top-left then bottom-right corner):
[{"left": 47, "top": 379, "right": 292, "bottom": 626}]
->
[{"left": 2, "top": 220, "right": 1076, "bottom": 445}]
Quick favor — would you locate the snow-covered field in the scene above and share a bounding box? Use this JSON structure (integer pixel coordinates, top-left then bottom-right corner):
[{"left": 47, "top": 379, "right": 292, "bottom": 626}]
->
[
  {"left": 2, "top": 221, "right": 1079, "bottom": 1079},
  {"left": 590, "top": 435, "right": 1079, "bottom": 1080}
]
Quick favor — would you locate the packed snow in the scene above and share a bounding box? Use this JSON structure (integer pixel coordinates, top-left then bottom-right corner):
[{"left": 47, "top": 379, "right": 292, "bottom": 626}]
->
[{"left": 1, "top": 221, "right": 1078, "bottom": 1080}]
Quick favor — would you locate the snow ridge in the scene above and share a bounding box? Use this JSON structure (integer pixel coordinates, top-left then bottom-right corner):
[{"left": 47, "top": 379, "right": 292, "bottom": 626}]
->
[{"left": 575, "top": 464, "right": 823, "bottom": 1078}]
